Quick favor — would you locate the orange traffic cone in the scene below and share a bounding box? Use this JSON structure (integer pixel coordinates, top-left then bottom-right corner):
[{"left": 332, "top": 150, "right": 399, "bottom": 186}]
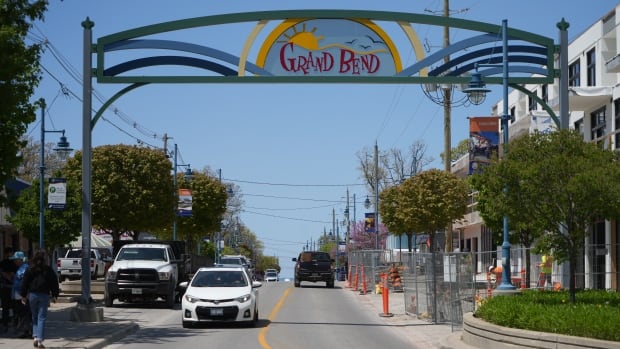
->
[{"left": 389, "top": 264, "right": 403, "bottom": 292}]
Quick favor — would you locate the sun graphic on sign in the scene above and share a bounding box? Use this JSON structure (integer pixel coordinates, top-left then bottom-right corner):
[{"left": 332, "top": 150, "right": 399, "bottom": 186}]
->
[
  {"left": 277, "top": 22, "right": 388, "bottom": 55},
  {"left": 277, "top": 23, "right": 325, "bottom": 50}
]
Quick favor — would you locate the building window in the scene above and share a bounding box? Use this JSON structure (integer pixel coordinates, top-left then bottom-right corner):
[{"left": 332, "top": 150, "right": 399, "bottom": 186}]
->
[
  {"left": 528, "top": 93, "right": 537, "bottom": 111},
  {"left": 575, "top": 119, "right": 584, "bottom": 136},
  {"left": 510, "top": 106, "right": 516, "bottom": 124},
  {"left": 541, "top": 84, "right": 548, "bottom": 104},
  {"left": 569, "top": 59, "right": 580, "bottom": 87},
  {"left": 587, "top": 48, "right": 596, "bottom": 86},
  {"left": 615, "top": 99, "right": 620, "bottom": 149},
  {"left": 591, "top": 107, "right": 606, "bottom": 141}
]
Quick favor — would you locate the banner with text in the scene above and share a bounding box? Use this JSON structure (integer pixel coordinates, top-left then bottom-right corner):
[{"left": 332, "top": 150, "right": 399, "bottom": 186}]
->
[
  {"left": 48, "top": 178, "right": 67, "bottom": 210},
  {"left": 469, "top": 117, "right": 499, "bottom": 175}
]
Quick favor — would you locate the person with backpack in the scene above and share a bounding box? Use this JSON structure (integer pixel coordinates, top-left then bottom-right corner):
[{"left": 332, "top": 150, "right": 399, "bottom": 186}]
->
[
  {"left": 10, "top": 251, "right": 31, "bottom": 339},
  {"left": 19, "top": 251, "right": 59, "bottom": 349}
]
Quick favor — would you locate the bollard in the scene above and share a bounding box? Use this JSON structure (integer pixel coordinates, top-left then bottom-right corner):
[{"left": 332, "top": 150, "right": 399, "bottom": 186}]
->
[
  {"left": 379, "top": 273, "right": 393, "bottom": 317},
  {"left": 360, "top": 265, "right": 368, "bottom": 295}
]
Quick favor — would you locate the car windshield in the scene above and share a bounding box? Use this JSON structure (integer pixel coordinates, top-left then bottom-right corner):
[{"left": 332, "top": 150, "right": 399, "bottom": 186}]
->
[
  {"left": 300, "top": 252, "right": 330, "bottom": 262},
  {"left": 220, "top": 258, "right": 242, "bottom": 265},
  {"left": 191, "top": 270, "right": 248, "bottom": 287},
  {"left": 266, "top": 272, "right": 277, "bottom": 277},
  {"left": 117, "top": 248, "right": 166, "bottom": 261}
]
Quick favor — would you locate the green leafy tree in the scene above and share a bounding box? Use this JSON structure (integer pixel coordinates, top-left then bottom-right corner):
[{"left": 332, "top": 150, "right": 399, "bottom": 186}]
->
[
  {"left": 63, "top": 145, "right": 175, "bottom": 241},
  {"left": 175, "top": 170, "right": 228, "bottom": 248},
  {"left": 471, "top": 159, "right": 545, "bottom": 289},
  {"left": 8, "top": 170, "right": 82, "bottom": 250},
  {"left": 0, "top": 1, "right": 48, "bottom": 200},
  {"left": 387, "top": 169, "right": 469, "bottom": 250},
  {"left": 256, "top": 255, "right": 280, "bottom": 274},
  {"left": 379, "top": 185, "right": 415, "bottom": 251},
  {"left": 471, "top": 129, "right": 620, "bottom": 303}
]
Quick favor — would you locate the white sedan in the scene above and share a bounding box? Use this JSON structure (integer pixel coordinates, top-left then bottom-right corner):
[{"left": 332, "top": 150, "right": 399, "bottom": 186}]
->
[
  {"left": 264, "top": 271, "right": 278, "bottom": 282},
  {"left": 180, "top": 266, "right": 262, "bottom": 328}
]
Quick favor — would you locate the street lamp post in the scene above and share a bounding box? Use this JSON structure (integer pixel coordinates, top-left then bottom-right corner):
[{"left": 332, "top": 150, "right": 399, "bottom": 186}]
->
[
  {"left": 172, "top": 143, "right": 193, "bottom": 241},
  {"left": 38, "top": 98, "right": 73, "bottom": 251},
  {"left": 463, "top": 19, "right": 515, "bottom": 291}
]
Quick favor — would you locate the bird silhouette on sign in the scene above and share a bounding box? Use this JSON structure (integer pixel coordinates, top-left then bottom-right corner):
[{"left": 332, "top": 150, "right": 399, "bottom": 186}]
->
[
  {"left": 359, "top": 45, "right": 371, "bottom": 50},
  {"left": 365, "top": 35, "right": 385, "bottom": 45},
  {"left": 345, "top": 39, "right": 357, "bottom": 44}
]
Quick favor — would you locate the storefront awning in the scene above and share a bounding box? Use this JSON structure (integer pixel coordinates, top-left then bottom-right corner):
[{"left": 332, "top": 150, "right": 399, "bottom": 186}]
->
[{"left": 568, "top": 86, "right": 613, "bottom": 111}]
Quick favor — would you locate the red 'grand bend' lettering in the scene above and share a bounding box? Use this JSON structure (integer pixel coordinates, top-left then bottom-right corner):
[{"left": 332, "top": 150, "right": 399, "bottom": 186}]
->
[
  {"left": 339, "top": 49, "right": 380, "bottom": 74},
  {"left": 279, "top": 43, "right": 335, "bottom": 74},
  {"left": 279, "top": 43, "right": 381, "bottom": 75}
]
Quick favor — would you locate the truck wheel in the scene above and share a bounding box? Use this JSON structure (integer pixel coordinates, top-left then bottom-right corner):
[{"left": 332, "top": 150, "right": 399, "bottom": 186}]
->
[
  {"left": 104, "top": 292, "right": 114, "bottom": 307},
  {"left": 294, "top": 278, "right": 300, "bottom": 287},
  {"left": 166, "top": 284, "right": 175, "bottom": 308},
  {"left": 327, "top": 280, "right": 334, "bottom": 288},
  {"left": 92, "top": 266, "right": 98, "bottom": 280}
]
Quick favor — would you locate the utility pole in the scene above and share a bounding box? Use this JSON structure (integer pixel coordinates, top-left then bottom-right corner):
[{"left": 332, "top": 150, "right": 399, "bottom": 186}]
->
[{"left": 443, "top": 0, "right": 453, "bottom": 253}]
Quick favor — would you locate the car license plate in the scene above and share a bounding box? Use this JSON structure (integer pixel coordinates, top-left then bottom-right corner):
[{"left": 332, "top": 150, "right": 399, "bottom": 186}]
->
[
  {"left": 210, "top": 308, "right": 223, "bottom": 316},
  {"left": 131, "top": 288, "right": 142, "bottom": 295}
]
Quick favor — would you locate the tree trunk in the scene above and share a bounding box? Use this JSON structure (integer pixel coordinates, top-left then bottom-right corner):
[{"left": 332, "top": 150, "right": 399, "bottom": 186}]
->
[
  {"left": 569, "top": 249, "right": 577, "bottom": 303},
  {"left": 407, "top": 233, "right": 414, "bottom": 252},
  {"left": 525, "top": 248, "right": 531, "bottom": 288}
]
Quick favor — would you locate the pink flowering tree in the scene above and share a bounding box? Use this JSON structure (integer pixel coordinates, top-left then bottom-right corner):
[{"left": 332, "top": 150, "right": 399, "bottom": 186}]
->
[{"left": 348, "top": 220, "right": 389, "bottom": 251}]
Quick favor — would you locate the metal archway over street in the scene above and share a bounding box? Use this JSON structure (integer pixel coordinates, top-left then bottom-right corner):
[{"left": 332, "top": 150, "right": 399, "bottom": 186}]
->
[{"left": 77, "top": 9, "right": 568, "bottom": 303}]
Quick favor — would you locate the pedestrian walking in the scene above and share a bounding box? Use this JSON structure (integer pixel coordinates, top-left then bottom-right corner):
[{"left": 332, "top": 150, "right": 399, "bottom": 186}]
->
[
  {"left": 11, "top": 251, "right": 31, "bottom": 338},
  {"left": 19, "top": 251, "right": 59, "bottom": 349},
  {"left": 0, "top": 247, "right": 16, "bottom": 332}
]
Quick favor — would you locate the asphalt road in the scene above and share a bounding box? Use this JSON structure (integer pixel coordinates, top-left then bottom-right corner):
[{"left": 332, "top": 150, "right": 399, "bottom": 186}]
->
[{"left": 101, "top": 280, "right": 430, "bottom": 349}]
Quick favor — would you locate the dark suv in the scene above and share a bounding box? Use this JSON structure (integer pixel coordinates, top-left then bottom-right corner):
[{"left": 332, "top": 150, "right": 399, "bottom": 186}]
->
[{"left": 292, "top": 251, "right": 334, "bottom": 288}]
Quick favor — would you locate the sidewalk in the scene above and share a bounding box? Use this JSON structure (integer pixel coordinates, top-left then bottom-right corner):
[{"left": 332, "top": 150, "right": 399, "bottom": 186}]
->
[
  {"left": 0, "top": 295, "right": 138, "bottom": 349},
  {"left": 336, "top": 280, "right": 476, "bottom": 349}
]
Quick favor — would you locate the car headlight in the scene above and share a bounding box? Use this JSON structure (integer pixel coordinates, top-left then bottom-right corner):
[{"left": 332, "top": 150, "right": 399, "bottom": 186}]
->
[
  {"left": 235, "top": 294, "right": 251, "bottom": 303},
  {"left": 107, "top": 271, "right": 117, "bottom": 281},
  {"left": 184, "top": 294, "right": 200, "bottom": 303},
  {"left": 158, "top": 271, "right": 171, "bottom": 280}
]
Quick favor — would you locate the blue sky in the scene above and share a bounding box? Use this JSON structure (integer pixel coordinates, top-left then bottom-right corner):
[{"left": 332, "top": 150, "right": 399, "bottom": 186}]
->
[{"left": 29, "top": 0, "right": 618, "bottom": 277}]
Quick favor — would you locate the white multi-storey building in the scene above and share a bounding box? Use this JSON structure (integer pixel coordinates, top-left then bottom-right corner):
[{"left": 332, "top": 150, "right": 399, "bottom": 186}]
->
[{"left": 453, "top": 3, "right": 620, "bottom": 290}]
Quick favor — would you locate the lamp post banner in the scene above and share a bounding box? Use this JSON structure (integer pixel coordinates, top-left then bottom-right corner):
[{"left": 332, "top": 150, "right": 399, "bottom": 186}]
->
[
  {"left": 177, "top": 188, "right": 193, "bottom": 217},
  {"left": 47, "top": 178, "right": 67, "bottom": 210},
  {"left": 468, "top": 116, "right": 499, "bottom": 175},
  {"left": 364, "top": 212, "right": 376, "bottom": 233}
]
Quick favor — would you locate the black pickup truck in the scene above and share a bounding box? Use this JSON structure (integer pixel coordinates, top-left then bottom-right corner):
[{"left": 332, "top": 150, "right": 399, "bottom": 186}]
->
[{"left": 292, "top": 251, "right": 334, "bottom": 288}]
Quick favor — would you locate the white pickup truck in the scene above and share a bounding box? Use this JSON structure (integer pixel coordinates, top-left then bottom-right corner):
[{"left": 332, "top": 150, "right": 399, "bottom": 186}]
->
[
  {"left": 56, "top": 248, "right": 112, "bottom": 282},
  {"left": 104, "top": 243, "right": 180, "bottom": 308}
]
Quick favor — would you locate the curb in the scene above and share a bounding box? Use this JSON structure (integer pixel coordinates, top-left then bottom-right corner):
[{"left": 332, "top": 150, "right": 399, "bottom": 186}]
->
[{"left": 87, "top": 322, "right": 139, "bottom": 349}]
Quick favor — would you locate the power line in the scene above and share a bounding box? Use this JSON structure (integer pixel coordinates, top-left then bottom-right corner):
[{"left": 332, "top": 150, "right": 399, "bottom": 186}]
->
[
  {"left": 30, "top": 29, "right": 170, "bottom": 149},
  {"left": 242, "top": 210, "right": 331, "bottom": 224},
  {"left": 243, "top": 193, "right": 344, "bottom": 203},
  {"left": 225, "top": 177, "right": 364, "bottom": 187}
]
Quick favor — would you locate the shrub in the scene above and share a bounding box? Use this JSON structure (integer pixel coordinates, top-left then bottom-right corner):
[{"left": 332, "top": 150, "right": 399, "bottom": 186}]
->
[{"left": 474, "top": 289, "right": 620, "bottom": 342}]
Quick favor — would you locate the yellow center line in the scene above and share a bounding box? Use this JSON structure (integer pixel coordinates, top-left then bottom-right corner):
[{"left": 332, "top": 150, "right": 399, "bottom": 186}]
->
[{"left": 258, "top": 286, "right": 292, "bottom": 349}]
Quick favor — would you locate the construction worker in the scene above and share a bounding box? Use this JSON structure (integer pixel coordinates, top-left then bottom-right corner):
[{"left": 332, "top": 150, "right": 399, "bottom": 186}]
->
[{"left": 539, "top": 253, "right": 553, "bottom": 289}]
